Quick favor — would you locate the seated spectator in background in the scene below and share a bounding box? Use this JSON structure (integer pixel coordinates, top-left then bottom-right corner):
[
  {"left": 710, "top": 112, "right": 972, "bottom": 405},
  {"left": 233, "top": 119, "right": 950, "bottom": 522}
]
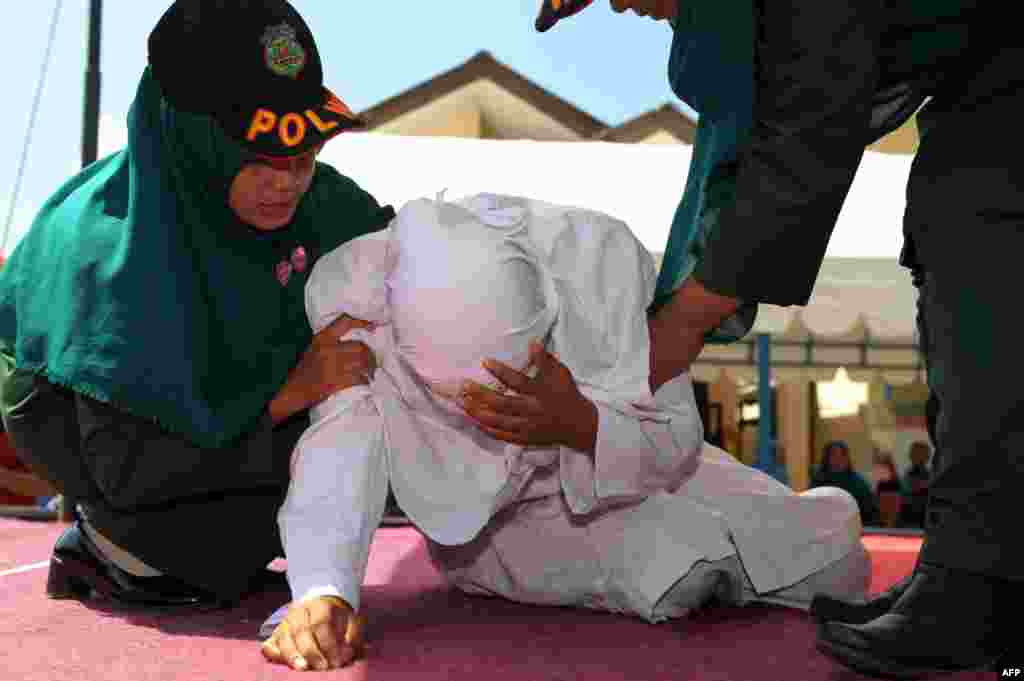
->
[
  {"left": 871, "top": 451, "right": 907, "bottom": 496},
  {"left": 871, "top": 450, "right": 907, "bottom": 527},
  {"left": 811, "top": 441, "right": 878, "bottom": 525},
  {"left": 902, "top": 440, "right": 932, "bottom": 527}
]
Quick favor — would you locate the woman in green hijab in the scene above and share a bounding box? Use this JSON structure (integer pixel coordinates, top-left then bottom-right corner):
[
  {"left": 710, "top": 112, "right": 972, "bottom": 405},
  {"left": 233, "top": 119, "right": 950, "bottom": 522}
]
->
[
  {"left": 0, "top": 0, "right": 393, "bottom": 612},
  {"left": 810, "top": 441, "right": 879, "bottom": 527}
]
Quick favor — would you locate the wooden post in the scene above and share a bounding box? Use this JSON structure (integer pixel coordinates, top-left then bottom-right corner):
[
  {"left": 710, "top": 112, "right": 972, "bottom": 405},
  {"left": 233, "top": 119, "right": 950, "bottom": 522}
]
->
[{"left": 776, "top": 380, "right": 813, "bottom": 491}]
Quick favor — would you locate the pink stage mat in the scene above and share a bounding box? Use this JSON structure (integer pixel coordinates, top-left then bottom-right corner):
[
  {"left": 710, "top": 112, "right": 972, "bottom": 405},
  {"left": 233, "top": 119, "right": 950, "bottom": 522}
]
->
[{"left": 0, "top": 519, "right": 990, "bottom": 680}]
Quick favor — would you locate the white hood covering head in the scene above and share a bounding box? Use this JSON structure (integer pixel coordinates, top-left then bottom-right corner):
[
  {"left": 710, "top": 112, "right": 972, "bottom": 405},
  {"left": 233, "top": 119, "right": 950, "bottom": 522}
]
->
[
  {"left": 385, "top": 196, "right": 558, "bottom": 398},
  {"left": 299, "top": 192, "right": 702, "bottom": 549}
]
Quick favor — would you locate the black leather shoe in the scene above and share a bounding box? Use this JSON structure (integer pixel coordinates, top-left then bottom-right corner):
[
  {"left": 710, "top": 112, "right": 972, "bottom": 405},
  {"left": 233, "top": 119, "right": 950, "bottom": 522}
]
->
[
  {"left": 816, "top": 563, "right": 1010, "bottom": 679},
  {"left": 47, "top": 522, "right": 225, "bottom": 609},
  {"left": 810, "top": 571, "right": 913, "bottom": 626}
]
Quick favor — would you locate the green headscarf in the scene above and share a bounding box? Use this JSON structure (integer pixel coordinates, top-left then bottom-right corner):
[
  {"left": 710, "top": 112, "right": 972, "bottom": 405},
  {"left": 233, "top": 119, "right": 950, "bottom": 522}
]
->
[{"left": 0, "top": 68, "right": 394, "bottom": 448}]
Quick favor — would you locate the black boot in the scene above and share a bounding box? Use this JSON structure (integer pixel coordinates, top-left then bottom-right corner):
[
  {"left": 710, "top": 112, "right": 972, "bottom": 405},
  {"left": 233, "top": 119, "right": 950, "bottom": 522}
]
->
[
  {"left": 816, "top": 562, "right": 1011, "bottom": 679},
  {"left": 810, "top": 571, "right": 913, "bottom": 625},
  {"left": 47, "top": 522, "right": 226, "bottom": 609}
]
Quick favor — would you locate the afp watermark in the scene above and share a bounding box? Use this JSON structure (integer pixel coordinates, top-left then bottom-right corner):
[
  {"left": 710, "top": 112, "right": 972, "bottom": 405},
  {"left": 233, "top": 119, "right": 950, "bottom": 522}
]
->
[{"left": 999, "top": 667, "right": 1023, "bottom": 678}]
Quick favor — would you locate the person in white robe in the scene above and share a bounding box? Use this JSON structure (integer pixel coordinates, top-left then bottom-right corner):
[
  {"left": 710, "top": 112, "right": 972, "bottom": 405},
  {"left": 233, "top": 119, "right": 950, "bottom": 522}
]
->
[{"left": 261, "top": 193, "right": 870, "bottom": 672}]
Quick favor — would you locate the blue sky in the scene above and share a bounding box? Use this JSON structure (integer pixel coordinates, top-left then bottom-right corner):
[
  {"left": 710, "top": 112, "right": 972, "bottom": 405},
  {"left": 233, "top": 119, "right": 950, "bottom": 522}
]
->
[{"left": 1, "top": 1, "right": 681, "bottom": 251}]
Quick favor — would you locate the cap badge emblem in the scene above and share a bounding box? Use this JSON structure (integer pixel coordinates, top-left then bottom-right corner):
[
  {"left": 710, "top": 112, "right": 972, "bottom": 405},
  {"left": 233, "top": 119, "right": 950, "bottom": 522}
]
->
[{"left": 261, "top": 23, "right": 307, "bottom": 79}]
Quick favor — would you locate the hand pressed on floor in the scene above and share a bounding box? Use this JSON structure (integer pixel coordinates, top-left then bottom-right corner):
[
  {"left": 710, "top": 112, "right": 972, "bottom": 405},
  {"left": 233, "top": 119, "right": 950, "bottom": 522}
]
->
[{"left": 261, "top": 596, "right": 367, "bottom": 672}]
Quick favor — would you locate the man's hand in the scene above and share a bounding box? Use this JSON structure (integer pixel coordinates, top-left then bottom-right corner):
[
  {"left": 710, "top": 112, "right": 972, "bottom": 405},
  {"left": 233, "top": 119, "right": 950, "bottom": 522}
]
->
[
  {"left": 648, "top": 278, "right": 740, "bottom": 393},
  {"left": 460, "top": 341, "right": 598, "bottom": 452},
  {"left": 261, "top": 596, "right": 366, "bottom": 672}
]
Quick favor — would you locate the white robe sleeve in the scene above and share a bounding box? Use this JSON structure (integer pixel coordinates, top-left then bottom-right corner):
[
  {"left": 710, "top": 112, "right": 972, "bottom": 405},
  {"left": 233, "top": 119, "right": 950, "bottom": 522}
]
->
[
  {"left": 305, "top": 227, "right": 395, "bottom": 332},
  {"left": 282, "top": 227, "right": 399, "bottom": 608},
  {"left": 276, "top": 379, "right": 389, "bottom": 610},
  {"left": 543, "top": 209, "right": 704, "bottom": 516},
  {"left": 559, "top": 375, "right": 705, "bottom": 516}
]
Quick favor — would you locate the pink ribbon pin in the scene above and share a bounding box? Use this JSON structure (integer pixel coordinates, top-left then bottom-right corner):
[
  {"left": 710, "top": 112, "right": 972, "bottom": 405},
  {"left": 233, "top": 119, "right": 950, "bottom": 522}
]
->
[
  {"left": 275, "top": 260, "right": 293, "bottom": 286},
  {"left": 290, "top": 246, "right": 308, "bottom": 273}
]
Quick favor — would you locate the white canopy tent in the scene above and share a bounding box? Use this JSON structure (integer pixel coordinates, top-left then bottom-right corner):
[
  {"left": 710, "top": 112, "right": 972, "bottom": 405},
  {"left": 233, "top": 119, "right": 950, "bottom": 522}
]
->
[
  {"left": 321, "top": 133, "right": 922, "bottom": 384},
  {"left": 696, "top": 257, "right": 924, "bottom": 386}
]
